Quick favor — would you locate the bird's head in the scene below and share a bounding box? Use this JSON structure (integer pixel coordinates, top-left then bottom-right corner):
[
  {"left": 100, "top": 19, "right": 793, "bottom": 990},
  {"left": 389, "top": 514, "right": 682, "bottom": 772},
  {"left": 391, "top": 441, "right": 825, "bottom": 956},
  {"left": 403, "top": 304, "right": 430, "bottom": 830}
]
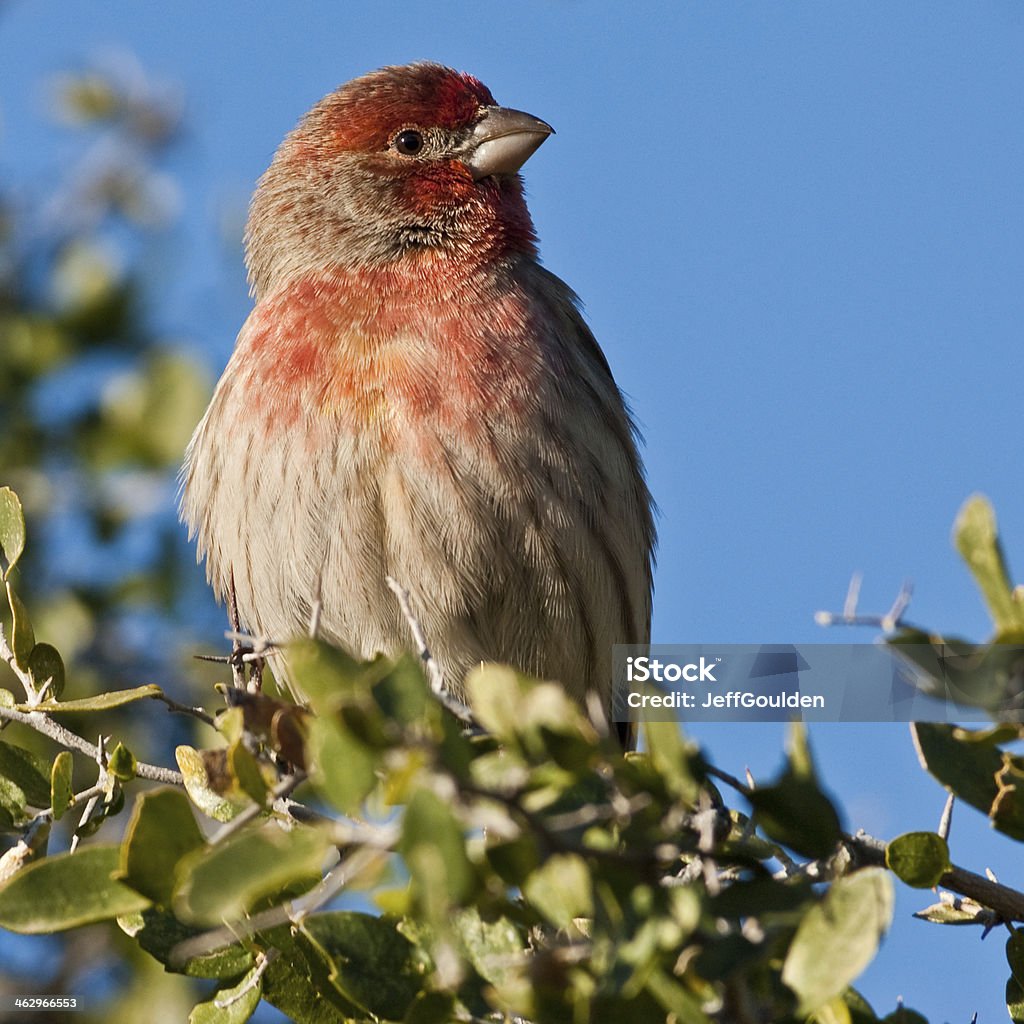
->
[{"left": 246, "top": 62, "right": 554, "bottom": 297}]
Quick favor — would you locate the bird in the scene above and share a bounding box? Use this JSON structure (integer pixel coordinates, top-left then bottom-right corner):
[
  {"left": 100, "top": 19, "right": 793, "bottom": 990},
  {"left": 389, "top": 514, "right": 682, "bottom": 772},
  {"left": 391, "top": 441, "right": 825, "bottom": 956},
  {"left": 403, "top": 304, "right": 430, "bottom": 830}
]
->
[{"left": 180, "top": 62, "right": 655, "bottom": 746}]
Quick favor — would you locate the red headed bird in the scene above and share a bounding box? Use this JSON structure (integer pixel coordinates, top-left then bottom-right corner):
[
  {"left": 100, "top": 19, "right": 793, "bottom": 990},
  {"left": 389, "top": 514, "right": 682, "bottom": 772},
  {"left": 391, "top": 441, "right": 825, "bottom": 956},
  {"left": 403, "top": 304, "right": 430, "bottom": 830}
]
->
[{"left": 181, "top": 62, "right": 655, "bottom": 745}]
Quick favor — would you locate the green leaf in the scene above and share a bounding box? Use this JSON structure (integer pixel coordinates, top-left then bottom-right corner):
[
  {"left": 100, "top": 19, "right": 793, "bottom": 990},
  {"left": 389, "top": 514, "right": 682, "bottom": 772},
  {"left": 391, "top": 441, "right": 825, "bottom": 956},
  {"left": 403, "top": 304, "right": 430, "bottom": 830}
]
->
[
  {"left": 452, "top": 907, "right": 525, "bottom": 988},
  {"left": 885, "top": 832, "right": 951, "bottom": 889},
  {"left": 174, "top": 824, "right": 329, "bottom": 925},
  {"left": 810, "top": 998, "right": 853, "bottom": 1024},
  {"left": 175, "top": 746, "right": 243, "bottom": 823},
  {"left": 1011, "top": 976, "right": 1024, "bottom": 1024},
  {"left": 117, "top": 907, "right": 254, "bottom": 979},
  {"left": 227, "top": 739, "right": 268, "bottom": 806},
  {"left": 25, "top": 683, "right": 163, "bottom": 713},
  {"left": 400, "top": 788, "right": 475, "bottom": 913},
  {"left": 1009, "top": 930, "right": 1024, "bottom": 989},
  {"left": 262, "top": 928, "right": 354, "bottom": 1024},
  {"left": 911, "top": 722, "right": 1024, "bottom": 840},
  {"left": 708, "top": 875, "right": 814, "bottom": 920},
  {"left": 119, "top": 788, "right": 205, "bottom": 905},
  {"left": 50, "top": 751, "right": 74, "bottom": 822},
  {"left": 188, "top": 962, "right": 262, "bottom": 1024},
  {"left": 465, "top": 665, "right": 593, "bottom": 756},
  {"left": 108, "top": 742, "right": 137, "bottom": 782},
  {"left": 0, "top": 776, "right": 26, "bottom": 830},
  {"left": 0, "top": 488, "right": 25, "bottom": 578},
  {"left": 0, "top": 845, "right": 149, "bottom": 932},
  {"left": 880, "top": 1006, "right": 928, "bottom": 1024},
  {"left": 287, "top": 637, "right": 367, "bottom": 709},
  {"left": 523, "top": 852, "right": 593, "bottom": 929},
  {"left": 954, "top": 494, "right": 1024, "bottom": 634},
  {"left": 0, "top": 739, "right": 53, "bottom": 807},
  {"left": 307, "top": 715, "right": 376, "bottom": 815},
  {"left": 27, "top": 643, "right": 65, "bottom": 700},
  {"left": 843, "top": 988, "right": 880, "bottom": 1024},
  {"left": 6, "top": 583, "right": 34, "bottom": 670},
  {"left": 644, "top": 719, "right": 699, "bottom": 802},
  {"left": 298, "top": 912, "right": 426, "bottom": 1020},
  {"left": 750, "top": 723, "right": 842, "bottom": 858},
  {"left": 404, "top": 992, "right": 459, "bottom": 1024},
  {"left": 750, "top": 777, "right": 841, "bottom": 859},
  {"left": 782, "top": 867, "right": 894, "bottom": 1015}
]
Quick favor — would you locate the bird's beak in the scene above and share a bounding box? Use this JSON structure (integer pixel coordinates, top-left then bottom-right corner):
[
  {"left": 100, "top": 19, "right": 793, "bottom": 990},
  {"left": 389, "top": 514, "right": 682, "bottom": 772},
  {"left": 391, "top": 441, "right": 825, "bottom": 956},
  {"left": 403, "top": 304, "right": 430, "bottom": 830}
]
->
[{"left": 465, "top": 106, "right": 554, "bottom": 181}]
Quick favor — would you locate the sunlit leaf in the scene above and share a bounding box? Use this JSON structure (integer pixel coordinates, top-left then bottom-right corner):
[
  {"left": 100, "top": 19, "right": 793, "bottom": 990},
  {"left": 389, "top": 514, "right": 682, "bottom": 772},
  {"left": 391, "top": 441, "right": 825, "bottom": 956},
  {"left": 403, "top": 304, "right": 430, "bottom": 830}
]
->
[
  {"left": 50, "top": 751, "right": 74, "bottom": 822},
  {"left": 0, "top": 845, "right": 149, "bottom": 932},
  {"left": 0, "top": 488, "right": 25, "bottom": 578},
  {"left": 174, "top": 824, "right": 329, "bottom": 925},
  {"left": 119, "top": 788, "right": 205, "bottom": 905},
  {"left": 175, "top": 746, "right": 244, "bottom": 823},
  {"left": 25, "top": 683, "right": 163, "bottom": 713},
  {"left": 523, "top": 853, "right": 593, "bottom": 929},
  {"left": 783, "top": 868, "right": 893, "bottom": 1015},
  {"left": 954, "top": 494, "right": 1024, "bottom": 635},
  {"left": 6, "top": 583, "right": 34, "bottom": 670},
  {"left": 188, "top": 961, "right": 262, "bottom": 1024}
]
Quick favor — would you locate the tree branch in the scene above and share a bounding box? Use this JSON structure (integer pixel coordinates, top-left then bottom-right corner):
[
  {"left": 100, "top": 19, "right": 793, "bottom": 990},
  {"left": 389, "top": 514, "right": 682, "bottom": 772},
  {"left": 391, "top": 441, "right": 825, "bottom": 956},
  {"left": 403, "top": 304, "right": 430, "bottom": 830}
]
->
[
  {"left": 0, "top": 704, "right": 182, "bottom": 785},
  {"left": 848, "top": 829, "right": 1024, "bottom": 923}
]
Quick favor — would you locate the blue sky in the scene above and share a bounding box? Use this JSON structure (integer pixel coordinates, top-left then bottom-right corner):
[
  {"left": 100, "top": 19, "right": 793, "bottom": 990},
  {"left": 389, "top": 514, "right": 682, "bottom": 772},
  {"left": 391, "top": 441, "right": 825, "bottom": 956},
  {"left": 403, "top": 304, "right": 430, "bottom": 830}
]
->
[{"left": 4, "top": 2, "right": 1024, "bottom": 1019}]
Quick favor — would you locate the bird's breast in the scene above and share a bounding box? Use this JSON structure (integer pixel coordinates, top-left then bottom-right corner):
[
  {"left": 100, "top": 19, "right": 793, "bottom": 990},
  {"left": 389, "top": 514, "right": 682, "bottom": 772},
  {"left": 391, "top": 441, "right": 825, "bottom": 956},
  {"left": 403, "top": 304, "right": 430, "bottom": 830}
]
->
[{"left": 239, "top": 266, "right": 552, "bottom": 462}]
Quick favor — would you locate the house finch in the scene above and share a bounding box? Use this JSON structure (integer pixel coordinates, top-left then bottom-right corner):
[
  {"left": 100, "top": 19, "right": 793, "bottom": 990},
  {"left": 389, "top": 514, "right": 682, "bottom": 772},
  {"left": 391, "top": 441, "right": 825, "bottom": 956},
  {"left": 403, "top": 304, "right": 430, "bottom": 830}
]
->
[{"left": 181, "top": 62, "right": 654, "bottom": 744}]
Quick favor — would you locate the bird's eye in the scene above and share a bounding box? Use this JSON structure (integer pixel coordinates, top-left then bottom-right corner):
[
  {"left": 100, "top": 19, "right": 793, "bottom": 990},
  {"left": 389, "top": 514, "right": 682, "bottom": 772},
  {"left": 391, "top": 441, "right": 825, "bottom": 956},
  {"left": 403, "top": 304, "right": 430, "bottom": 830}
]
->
[{"left": 394, "top": 129, "right": 425, "bottom": 156}]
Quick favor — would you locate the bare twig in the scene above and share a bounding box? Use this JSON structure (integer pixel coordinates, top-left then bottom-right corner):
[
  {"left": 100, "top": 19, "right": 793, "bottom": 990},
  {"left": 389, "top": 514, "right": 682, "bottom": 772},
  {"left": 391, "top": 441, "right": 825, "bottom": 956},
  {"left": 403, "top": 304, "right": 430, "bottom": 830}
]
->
[
  {"left": 309, "top": 573, "right": 323, "bottom": 640},
  {"left": 0, "top": 704, "right": 182, "bottom": 785},
  {"left": 228, "top": 571, "right": 246, "bottom": 690},
  {"left": 815, "top": 575, "right": 915, "bottom": 633},
  {"left": 385, "top": 576, "right": 476, "bottom": 726},
  {"left": 938, "top": 793, "right": 955, "bottom": 841},
  {"left": 150, "top": 691, "right": 216, "bottom": 727},
  {"left": 385, "top": 576, "right": 443, "bottom": 693}
]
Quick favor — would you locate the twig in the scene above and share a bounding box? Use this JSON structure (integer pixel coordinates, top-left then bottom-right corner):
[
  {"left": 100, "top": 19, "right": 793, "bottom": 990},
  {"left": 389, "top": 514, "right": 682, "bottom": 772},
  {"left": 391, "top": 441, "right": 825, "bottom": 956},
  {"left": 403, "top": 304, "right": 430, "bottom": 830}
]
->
[
  {"left": 0, "top": 630, "right": 39, "bottom": 706},
  {"left": 814, "top": 575, "right": 915, "bottom": 633},
  {"left": 384, "top": 576, "right": 443, "bottom": 693},
  {"left": 850, "top": 830, "right": 1024, "bottom": 922},
  {"left": 705, "top": 763, "right": 751, "bottom": 797},
  {"left": 35, "top": 781, "right": 107, "bottom": 823},
  {"left": 938, "top": 793, "right": 955, "bottom": 841},
  {"left": 385, "top": 576, "right": 476, "bottom": 726},
  {"left": 309, "top": 573, "right": 323, "bottom": 640},
  {"left": 0, "top": 704, "right": 182, "bottom": 785},
  {"left": 70, "top": 735, "right": 109, "bottom": 854},
  {"left": 150, "top": 692, "right": 216, "bottom": 727},
  {"left": 228, "top": 572, "right": 245, "bottom": 690}
]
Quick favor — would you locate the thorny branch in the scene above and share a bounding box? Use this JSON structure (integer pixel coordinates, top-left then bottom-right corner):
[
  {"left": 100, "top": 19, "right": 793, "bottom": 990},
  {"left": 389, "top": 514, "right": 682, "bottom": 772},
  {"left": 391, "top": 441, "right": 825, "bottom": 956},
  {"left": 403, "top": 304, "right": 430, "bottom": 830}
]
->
[
  {"left": 708, "top": 758, "right": 1024, "bottom": 927},
  {"left": 815, "top": 573, "right": 916, "bottom": 633},
  {"left": 0, "top": 702, "right": 183, "bottom": 786}
]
